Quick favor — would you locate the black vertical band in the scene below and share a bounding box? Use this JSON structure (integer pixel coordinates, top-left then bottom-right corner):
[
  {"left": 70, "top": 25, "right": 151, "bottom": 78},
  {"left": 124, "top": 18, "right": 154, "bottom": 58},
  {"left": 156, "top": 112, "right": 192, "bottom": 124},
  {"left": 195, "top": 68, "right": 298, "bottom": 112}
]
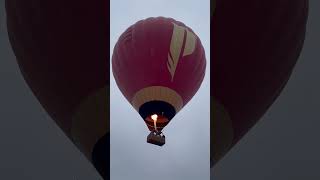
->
[{"left": 92, "top": 133, "right": 109, "bottom": 180}]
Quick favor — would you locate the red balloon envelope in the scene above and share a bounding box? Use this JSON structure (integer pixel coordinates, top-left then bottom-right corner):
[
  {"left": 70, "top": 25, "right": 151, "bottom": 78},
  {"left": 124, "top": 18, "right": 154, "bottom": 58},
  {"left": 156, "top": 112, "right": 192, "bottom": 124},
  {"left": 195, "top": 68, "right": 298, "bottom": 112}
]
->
[
  {"left": 112, "top": 17, "right": 206, "bottom": 144},
  {"left": 211, "top": 0, "right": 309, "bottom": 166},
  {"left": 5, "top": 0, "right": 109, "bottom": 178}
]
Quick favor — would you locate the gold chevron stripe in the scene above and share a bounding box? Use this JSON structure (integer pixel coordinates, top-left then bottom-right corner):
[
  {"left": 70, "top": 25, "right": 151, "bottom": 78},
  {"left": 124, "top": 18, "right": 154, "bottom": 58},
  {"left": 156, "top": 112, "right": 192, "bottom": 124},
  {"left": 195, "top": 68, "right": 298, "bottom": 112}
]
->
[
  {"left": 167, "top": 23, "right": 185, "bottom": 81},
  {"left": 167, "top": 23, "right": 197, "bottom": 81},
  {"left": 183, "top": 30, "right": 196, "bottom": 56}
]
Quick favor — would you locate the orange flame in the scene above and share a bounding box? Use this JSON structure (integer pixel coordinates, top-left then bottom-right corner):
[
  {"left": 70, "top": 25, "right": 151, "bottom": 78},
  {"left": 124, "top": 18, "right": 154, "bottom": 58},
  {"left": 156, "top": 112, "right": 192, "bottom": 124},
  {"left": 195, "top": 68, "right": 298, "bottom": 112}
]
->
[
  {"left": 151, "top": 114, "right": 158, "bottom": 132},
  {"left": 151, "top": 114, "right": 158, "bottom": 121}
]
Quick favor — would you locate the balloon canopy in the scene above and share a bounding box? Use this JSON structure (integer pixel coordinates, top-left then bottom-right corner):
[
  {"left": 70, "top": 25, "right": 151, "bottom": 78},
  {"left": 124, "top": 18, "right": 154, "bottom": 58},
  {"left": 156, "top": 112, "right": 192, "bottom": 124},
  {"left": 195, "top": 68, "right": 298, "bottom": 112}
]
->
[
  {"left": 5, "top": 0, "right": 109, "bottom": 179},
  {"left": 112, "top": 17, "right": 206, "bottom": 145},
  {"left": 211, "top": 0, "right": 309, "bottom": 166}
]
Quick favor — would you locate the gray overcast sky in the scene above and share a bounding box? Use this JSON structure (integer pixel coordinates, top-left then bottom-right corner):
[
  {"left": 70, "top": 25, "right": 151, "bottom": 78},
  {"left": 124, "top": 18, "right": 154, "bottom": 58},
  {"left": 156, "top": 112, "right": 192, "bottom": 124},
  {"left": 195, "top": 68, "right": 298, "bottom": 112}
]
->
[{"left": 110, "top": 0, "right": 210, "bottom": 180}]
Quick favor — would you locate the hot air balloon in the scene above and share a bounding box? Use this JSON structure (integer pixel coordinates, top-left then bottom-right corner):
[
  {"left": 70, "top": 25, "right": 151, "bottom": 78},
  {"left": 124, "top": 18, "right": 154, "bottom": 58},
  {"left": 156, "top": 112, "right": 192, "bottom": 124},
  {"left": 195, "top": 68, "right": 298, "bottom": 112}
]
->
[
  {"left": 5, "top": 0, "right": 109, "bottom": 179},
  {"left": 112, "top": 17, "right": 206, "bottom": 146},
  {"left": 211, "top": 0, "right": 309, "bottom": 166}
]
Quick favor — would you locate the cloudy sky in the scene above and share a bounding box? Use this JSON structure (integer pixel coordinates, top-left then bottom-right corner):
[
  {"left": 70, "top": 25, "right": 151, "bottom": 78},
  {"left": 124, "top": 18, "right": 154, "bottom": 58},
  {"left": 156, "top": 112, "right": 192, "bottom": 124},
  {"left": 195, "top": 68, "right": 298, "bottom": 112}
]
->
[{"left": 110, "top": 0, "right": 210, "bottom": 180}]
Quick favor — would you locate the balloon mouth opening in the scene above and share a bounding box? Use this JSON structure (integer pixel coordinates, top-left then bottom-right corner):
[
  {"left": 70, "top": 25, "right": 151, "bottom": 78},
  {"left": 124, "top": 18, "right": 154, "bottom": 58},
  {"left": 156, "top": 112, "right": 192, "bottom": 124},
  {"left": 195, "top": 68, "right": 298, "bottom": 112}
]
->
[
  {"left": 138, "top": 100, "right": 175, "bottom": 132},
  {"left": 138, "top": 100, "right": 176, "bottom": 120}
]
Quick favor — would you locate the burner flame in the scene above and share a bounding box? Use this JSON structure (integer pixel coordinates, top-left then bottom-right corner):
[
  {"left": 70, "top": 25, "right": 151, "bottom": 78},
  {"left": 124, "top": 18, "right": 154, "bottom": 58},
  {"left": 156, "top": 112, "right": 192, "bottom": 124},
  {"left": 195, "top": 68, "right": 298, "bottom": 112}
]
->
[
  {"left": 151, "top": 114, "right": 158, "bottom": 132},
  {"left": 151, "top": 114, "right": 158, "bottom": 121}
]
